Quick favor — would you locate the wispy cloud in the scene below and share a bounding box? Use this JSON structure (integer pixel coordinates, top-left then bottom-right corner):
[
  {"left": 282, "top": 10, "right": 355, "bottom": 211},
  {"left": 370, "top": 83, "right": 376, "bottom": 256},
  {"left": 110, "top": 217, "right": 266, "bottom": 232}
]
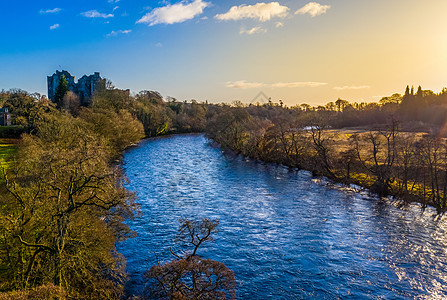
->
[
  {"left": 333, "top": 85, "right": 371, "bottom": 90},
  {"left": 275, "top": 21, "right": 283, "bottom": 28},
  {"left": 272, "top": 82, "right": 327, "bottom": 88},
  {"left": 108, "top": 0, "right": 120, "bottom": 3},
  {"left": 40, "top": 8, "right": 62, "bottom": 14},
  {"left": 240, "top": 26, "right": 266, "bottom": 35},
  {"left": 113, "top": 6, "right": 119, "bottom": 11},
  {"left": 295, "top": 2, "right": 330, "bottom": 17},
  {"left": 50, "top": 24, "right": 60, "bottom": 30},
  {"left": 216, "top": 2, "right": 289, "bottom": 22},
  {"left": 226, "top": 80, "right": 265, "bottom": 89},
  {"left": 136, "top": 0, "right": 209, "bottom": 26},
  {"left": 107, "top": 29, "right": 132, "bottom": 37},
  {"left": 226, "top": 80, "right": 327, "bottom": 89},
  {"left": 81, "top": 10, "right": 114, "bottom": 18}
]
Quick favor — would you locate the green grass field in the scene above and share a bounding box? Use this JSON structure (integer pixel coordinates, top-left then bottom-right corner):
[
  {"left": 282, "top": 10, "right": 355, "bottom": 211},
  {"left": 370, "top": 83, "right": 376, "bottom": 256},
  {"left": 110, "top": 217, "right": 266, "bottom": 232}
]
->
[{"left": 0, "top": 138, "right": 18, "bottom": 171}]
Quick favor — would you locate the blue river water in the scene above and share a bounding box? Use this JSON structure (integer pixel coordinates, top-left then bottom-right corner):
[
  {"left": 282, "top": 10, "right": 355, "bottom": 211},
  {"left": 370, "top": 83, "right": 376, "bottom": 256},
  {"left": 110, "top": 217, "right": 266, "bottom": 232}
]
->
[{"left": 118, "top": 134, "right": 447, "bottom": 299}]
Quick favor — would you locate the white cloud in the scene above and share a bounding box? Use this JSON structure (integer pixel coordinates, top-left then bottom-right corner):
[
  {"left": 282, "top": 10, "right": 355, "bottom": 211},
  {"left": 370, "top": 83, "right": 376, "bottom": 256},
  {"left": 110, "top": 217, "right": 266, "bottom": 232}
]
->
[
  {"left": 226, "top": 80, "right": 266, "bottom": 89},
  {"left": 40, "top": 8, "right": 61, "bottom": 14},
  {"left": 295, "top": 2, "right": 330, "bottom": 17},
  {"left": 107, "top": 29, "right": 132, "bottom": 37},
  {"left": 108, "top": 0, "right": 120, "bottom": 3},
  {"left": 226, "top": 80, "right": 327, "bottom": 89},
  {"left": 113, "top": 6, "right": 119, "bottom": 11},
  {"left": 81, "top": 10, "right": 114, "bottom": 18},
  {"left": 50, "top": 24, "right": 60, "bottom": 30},
  {"left": 275, "top": 21, "right": 283, "bottom": 28},
  {"left": 333, "top": 85, "right": 371, "bottom": 90},
  {"left": 215, "top": 2, "right": 289, "bottom": 22},
  {"left": 136, "top": 0, "right": 209, "bottom": 26},
  {"left": 240, "top": 26, "right": 266, "bottom": 35},
  {"left": 272, "top": 82, "right": 328, "bottom": 88}
]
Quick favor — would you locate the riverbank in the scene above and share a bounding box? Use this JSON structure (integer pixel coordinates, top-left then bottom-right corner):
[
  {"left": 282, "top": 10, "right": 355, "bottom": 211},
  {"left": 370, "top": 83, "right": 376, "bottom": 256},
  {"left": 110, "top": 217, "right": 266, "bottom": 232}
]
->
[{"left": 206, "top": 120, "right": 446, "bottom": 213}]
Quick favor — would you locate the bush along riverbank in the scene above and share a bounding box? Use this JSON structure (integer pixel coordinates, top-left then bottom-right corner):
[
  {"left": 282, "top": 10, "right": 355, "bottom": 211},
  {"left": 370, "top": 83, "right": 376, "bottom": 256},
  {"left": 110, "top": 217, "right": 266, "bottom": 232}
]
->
[{"left": 206, "top": 107, "right": 447, "bottom": 214}]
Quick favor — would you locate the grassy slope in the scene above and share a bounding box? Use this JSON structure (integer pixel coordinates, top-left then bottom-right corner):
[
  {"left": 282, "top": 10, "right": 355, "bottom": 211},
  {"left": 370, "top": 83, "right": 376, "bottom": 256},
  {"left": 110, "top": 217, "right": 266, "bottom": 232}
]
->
[{"left": 0, "top": 138, "right": 18, "bottom": 171}]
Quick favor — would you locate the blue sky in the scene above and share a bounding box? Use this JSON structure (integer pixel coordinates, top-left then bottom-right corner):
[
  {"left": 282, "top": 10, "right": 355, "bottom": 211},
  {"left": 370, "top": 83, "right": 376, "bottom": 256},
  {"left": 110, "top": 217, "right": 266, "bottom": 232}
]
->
[{"left": 1, "top": 0, "right": 447, "bottom": 105}]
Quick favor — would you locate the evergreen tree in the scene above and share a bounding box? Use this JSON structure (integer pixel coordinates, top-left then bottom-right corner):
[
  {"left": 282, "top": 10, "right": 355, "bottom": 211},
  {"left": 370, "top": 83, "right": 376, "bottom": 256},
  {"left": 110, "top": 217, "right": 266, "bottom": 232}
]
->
[
  {"left": 411, "top": 86, "right": 414, "bottom": 95},
  {"left": 416, "top": 85, "right": 423, "bottom": 97},
  {"left": 54, "top": 75, "right": 69, "bottom": 108},
  {"left": 404, "top": 85, "right": 410, "bottom": 96}
]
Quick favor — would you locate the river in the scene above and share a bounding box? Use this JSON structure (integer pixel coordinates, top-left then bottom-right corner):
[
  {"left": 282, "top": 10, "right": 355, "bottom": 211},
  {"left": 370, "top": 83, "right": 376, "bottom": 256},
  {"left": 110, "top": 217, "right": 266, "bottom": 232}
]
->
[{"left": 118, "top": 134, "right": 447, "bottom": 299}]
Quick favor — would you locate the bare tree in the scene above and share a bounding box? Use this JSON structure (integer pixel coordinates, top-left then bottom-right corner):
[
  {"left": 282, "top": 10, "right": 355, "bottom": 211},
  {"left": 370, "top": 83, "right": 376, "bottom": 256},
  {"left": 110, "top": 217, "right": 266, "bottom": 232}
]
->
[
  {"left": 145, "top": 218, "right": 236, "bottom": 300},
  {"left": 310, "top": 124, "right": 337, "bottom": 179},
  {"left": 354, "top": 119, "right": 399, "bottom": 196}
]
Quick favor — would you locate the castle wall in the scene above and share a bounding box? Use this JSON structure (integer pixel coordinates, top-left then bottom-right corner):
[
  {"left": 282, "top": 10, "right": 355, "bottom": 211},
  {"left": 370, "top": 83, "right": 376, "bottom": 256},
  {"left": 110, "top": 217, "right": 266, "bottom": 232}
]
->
[{"left": 47, "top": 70, "right": 105, "bottom": 105}]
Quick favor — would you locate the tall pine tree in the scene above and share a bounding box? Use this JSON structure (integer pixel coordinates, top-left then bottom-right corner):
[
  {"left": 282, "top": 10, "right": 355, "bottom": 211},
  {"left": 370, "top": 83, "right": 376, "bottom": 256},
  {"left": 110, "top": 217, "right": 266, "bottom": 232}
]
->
[
  {"left": 54, "top": 75, "right": 69, "bottom": 108},
  {"left": 416, "top": 85, "right": 423, "bottom": 97}
]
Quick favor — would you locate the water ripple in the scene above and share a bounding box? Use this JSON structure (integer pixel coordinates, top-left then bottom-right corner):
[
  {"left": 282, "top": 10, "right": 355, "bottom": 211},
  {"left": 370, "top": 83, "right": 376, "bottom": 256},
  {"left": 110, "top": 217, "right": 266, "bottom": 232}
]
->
[{"left": 118, "top": 134, "right": 447, "bottom": 299}]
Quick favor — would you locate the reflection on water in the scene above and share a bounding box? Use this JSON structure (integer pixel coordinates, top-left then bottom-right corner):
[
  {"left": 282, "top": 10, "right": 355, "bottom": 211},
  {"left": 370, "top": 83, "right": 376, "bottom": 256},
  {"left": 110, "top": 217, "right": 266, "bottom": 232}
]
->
[{"left": 118, "top": 134, "right": 447, "bottom": 299}]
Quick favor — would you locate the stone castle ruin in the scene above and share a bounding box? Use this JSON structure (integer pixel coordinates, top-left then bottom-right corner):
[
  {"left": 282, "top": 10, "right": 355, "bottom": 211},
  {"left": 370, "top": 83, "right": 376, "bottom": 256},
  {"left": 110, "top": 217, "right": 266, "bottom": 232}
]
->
[{"left": 47, "top": 70, "right": 106, "bottom": 106}]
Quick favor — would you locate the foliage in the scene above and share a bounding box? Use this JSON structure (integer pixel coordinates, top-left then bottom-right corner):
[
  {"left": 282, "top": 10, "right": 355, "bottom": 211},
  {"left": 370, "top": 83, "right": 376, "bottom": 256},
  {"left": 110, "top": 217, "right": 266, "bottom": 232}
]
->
[
  {"left": 0, "top": 284, "right": 66, "bottom": 300},
  {"left": 0, "top": 126, "right": 25, "bottom": 139},
  {"left": 144, "top": 218, "right": 236, "bottom": 300},
  {"left": 1, "top": 90, "right": 56, "bottom": 134},
  {"left": 0, "top": 110, "right": 137, "bottom": 298},
  {"left": 91, "top": 89, "right": 133, "bottom": 112},
  {"left": 54, "top": 75, "right": 69, "bottom": 108},
  {"left": 61, "top": 91, "right": 81, "bottom": 116},
  {"left": 79, "top": 108, "right": 145, "bottom": 154},
  {"left": 132, "top": 93, "right": 174, "bottom": 137},
  {"left": 146, "top": 256, "right": 236, "bottom": 300},
  {"left": 173, "top": 101, "right": 207, "bottom": 133}
]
